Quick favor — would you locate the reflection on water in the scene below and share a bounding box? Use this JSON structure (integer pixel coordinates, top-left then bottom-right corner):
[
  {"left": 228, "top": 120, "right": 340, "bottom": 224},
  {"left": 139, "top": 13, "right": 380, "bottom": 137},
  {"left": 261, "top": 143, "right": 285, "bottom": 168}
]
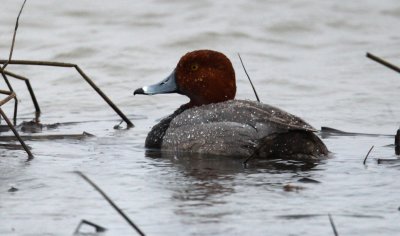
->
[
  {"left": 1, "top": 0, "right": 400, "bottom": 235},
  {"left": 145, "top": 150, "right": 323, "bottom": 227},
  {"left": 146, "top": 149, "right": 320, "bottom": 174}
]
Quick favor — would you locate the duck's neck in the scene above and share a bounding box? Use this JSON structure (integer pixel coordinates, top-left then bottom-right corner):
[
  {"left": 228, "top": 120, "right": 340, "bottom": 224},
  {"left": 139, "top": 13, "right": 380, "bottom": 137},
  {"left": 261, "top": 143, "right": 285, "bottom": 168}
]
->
[
  {"left": 181, "top": 102, "right": 196, "bottom": 110},
  {"left": 182, "top": 98, "right": 235, "bottom": 110},
  {"left": 182, "top": 100, "right": 207, "bottom": 109}
]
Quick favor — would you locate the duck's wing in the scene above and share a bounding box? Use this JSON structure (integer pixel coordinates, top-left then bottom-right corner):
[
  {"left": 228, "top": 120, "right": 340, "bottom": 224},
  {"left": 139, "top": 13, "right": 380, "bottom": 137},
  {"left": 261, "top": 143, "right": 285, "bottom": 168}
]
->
[
  {"left": 161, "top": 100, "right": 318, "bottom": 156},
  {"left": 234, "top": 100, "right": 317, "bottom": 132},
  {"left": 168, "top": 100, "right": 316, "bottom": 133}
]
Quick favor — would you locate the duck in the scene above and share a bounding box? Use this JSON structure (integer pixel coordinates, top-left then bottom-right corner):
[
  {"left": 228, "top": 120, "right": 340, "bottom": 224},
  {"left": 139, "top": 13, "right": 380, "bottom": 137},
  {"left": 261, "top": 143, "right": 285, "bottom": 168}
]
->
[{"left": 134, "top": 50, "right": 328, "bottom": 160}]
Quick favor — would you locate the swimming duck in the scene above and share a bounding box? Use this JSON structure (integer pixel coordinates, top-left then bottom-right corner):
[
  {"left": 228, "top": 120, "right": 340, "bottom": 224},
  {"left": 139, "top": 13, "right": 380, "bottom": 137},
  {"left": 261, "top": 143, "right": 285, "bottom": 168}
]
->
[{"left": 134, "top": 50, "right": 328, "bottom": 160}]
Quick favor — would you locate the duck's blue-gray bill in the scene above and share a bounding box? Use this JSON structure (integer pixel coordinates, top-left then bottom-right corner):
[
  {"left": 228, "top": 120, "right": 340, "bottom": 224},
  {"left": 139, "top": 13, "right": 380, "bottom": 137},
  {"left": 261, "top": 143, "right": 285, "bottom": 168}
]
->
[{"left": 134, "top": 70, "right": 178, "bottom": 95}]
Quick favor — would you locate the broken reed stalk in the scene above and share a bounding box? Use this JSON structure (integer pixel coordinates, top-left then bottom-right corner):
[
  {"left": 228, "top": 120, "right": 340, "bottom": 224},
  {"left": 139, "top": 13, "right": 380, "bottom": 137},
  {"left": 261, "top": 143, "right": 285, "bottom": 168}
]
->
[
  {"left": 2, "top": 69, "right": 40, "bottom": 115},
  {"left": 366, "top": 52, "right": 400, "bottom": 74},
  {"left": 243, "top": 141, "right": 270, "bottom": 165},
  {"left": 0, "top": 90, "right": 32, "bottom": 159},
  {"left": 395, "top": 129, "right": 400, "bottom": 155},
  {"left": 243, "top": 151, "right": 257, "bottom": 165},
  {"left": 0, "top": 60, "right": 134, "bottom": 128},
  {"left": 363, "top": 145, "right": 374, "bottom": 165},
  {"left": 0, "top": 106, "right": 33, "bottom": 160},
  {"left": 0, "top": 132, "right": 93, "bottom": 142},
  {"left": 328, "top": 214, "right": 339, "bottom": 236},
  {"left": 75, "top": 171, "right": 145, "bottom": 236},
  {"left": 238, "top": 53, "right": 260, "bottom": 102},
  {"left": 0, "top": 69, "right": 19, "bottom": 125},
  {"left": 1, "top": 0, "right": 27, "bottom": 71},
  {"left": 0, "top": 82, "right": 16, "bottom": 128},
  {"left": 0, "top": 0, "right": 27, "bottom": 126},
  {"left": 0, "top": 90, "right": 15, "bottom": 106},
  {"left": 0, "top": 0, "right": 132, "bottom": 127},
  {"left": 243, "top": 153, "right": 255, "bottom": 166}
]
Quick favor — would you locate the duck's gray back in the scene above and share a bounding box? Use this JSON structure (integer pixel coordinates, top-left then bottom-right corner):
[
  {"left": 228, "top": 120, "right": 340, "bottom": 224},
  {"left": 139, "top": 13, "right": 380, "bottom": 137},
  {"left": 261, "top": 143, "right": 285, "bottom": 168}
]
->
[{"left": 161, "top": 100, "right": 319, "bottom": 157}]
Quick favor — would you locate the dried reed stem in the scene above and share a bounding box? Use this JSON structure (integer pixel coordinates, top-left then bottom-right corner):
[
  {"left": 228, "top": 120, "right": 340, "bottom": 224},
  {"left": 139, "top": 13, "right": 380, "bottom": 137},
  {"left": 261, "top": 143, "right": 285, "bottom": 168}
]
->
[
  {"left": 366, "top": 52, "right": 400, "bottom": 74},
  {"left": 328, "top": 214, "right": 339, "bottom": 236},
  {"left": 0, "top": 60, "right": 134, "bottom": 128},
  {"left": 238, "top": 53, "right": 260, "bottom": 102},
  {"left": 1, "top": 0, "right": 27, "bottom": 70},
  {"left": 76, "top": 171, "right": 145, "bottom": 236},
  {"left": 363, "top": 145, "right": 374, "bottom": 165}
]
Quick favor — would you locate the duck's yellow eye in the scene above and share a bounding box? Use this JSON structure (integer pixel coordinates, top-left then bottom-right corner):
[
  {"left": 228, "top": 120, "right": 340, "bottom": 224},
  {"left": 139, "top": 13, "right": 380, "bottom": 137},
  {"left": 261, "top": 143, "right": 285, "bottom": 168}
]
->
[{"left": 191, "top": 64, "right": 199, "bottom": 71}]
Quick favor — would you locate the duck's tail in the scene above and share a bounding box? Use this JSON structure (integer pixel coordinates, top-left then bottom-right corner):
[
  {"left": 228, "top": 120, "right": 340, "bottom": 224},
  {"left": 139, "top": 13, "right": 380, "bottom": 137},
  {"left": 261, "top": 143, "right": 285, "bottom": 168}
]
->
[{"left": 255, "top": 130, "right": 329, "bottom": 161}]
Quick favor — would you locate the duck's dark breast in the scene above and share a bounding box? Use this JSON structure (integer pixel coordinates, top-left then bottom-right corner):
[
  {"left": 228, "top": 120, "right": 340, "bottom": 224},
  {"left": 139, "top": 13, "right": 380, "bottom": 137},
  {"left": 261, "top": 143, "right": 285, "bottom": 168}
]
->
[{"left": 145, "top": 106, "right": 186, "bottom": 149}]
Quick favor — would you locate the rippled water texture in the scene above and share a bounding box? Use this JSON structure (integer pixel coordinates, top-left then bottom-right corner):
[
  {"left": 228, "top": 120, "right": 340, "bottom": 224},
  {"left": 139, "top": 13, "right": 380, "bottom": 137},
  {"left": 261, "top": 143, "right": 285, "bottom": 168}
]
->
[{"left": 1, "top": 0, "right": 400, "bottom": 235}]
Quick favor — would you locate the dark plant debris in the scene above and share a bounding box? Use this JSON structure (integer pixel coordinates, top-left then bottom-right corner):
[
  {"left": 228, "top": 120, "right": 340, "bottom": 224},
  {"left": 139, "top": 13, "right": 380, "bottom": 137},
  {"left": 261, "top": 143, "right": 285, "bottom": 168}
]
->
[
  {"left": 8, "top": 186, "right": 18, "bottom": 192},
  {"left": 73, "top": 219, "right": 107, "bottom": 235},
  {"left": 298, "top": 177, "right": 320, "bottom": 184},
  {"left": 377, "top": 159, "right": 400, "bottom": 164},
  {"left": 321, "top": 127, "right": 393, "bottom": 138},
  {"left": 363, "top": 145, "right": 374, "bottom": 165},
  {"left": 395, "top": 129, "right": 400, "bottom": 155},
  {"left": 283, "top": 184, "right": 306, "bottom": 192},
  {"left": 328, "top": 214, "right": 339, "bottom": 236}
]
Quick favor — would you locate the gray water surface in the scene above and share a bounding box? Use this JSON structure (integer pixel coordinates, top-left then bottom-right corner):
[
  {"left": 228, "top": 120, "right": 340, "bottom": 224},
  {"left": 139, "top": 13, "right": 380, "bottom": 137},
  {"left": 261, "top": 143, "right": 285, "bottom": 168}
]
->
[{"left": 1, "top": 0, "right": 400, "bottom": 235}]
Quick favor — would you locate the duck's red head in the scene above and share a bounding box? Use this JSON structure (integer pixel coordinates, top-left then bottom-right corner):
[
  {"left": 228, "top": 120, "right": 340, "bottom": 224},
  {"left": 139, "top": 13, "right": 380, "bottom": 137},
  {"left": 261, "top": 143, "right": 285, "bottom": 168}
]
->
[{"left": 134, "top": 50, "right": 236, "bottom": 108}]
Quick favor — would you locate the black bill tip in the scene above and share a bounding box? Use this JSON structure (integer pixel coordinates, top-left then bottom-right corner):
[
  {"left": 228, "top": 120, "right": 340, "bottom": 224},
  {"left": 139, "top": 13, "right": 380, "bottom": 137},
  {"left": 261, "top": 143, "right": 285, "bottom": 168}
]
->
[{"left": 133, "top": 88, "right": 144, "bottom": 95}]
